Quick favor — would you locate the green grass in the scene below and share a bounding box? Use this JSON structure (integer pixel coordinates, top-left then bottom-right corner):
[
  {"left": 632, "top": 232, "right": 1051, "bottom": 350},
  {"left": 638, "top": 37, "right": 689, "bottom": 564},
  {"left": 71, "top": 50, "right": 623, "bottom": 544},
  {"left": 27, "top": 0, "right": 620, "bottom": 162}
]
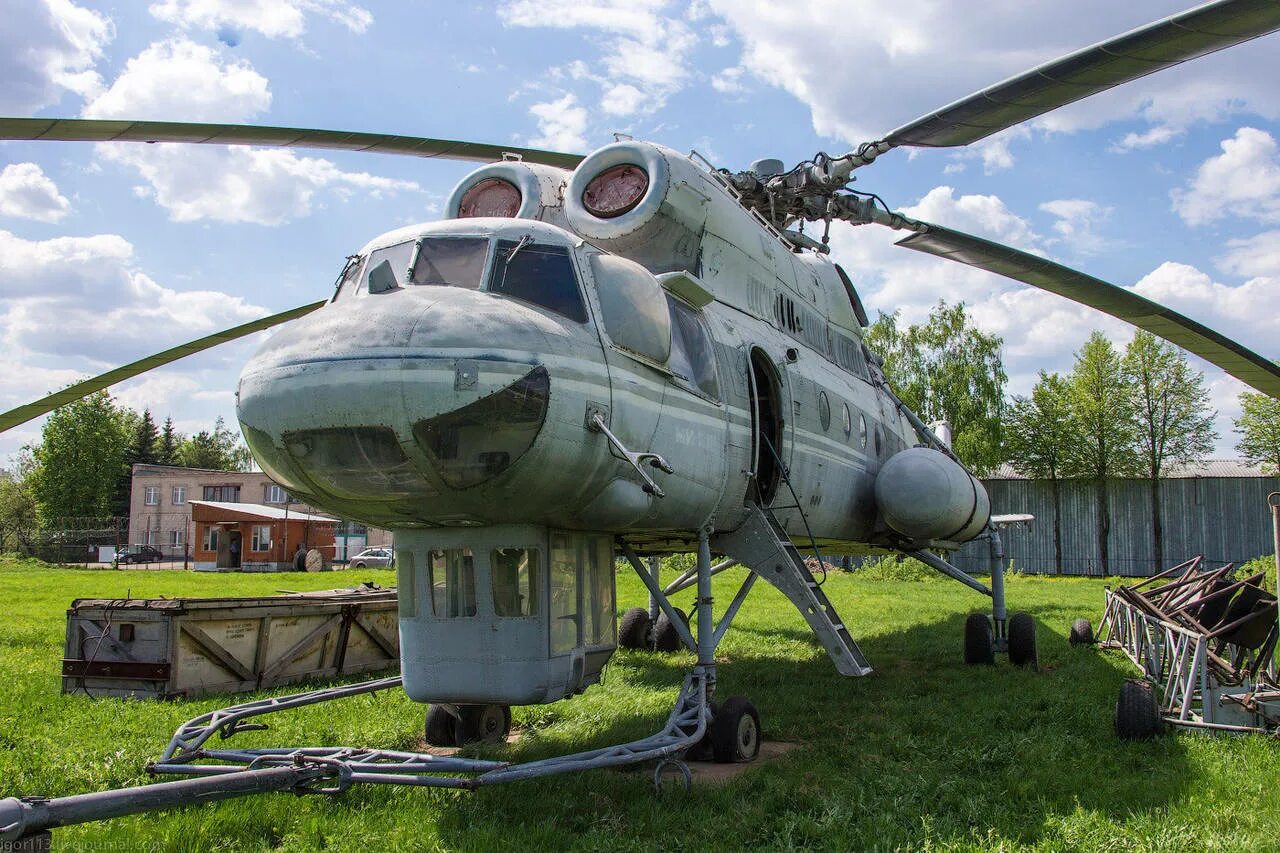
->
[{"left": 2, "top": 557, "right": 1278, "bottom": 851}]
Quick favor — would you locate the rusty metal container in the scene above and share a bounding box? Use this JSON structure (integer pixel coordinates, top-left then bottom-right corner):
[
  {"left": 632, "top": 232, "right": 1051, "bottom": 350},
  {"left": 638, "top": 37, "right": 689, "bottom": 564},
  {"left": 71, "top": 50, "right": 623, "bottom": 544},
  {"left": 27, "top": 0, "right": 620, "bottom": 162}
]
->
[{"left": 62, "top": 584, "right": 400, "bottom": 699}]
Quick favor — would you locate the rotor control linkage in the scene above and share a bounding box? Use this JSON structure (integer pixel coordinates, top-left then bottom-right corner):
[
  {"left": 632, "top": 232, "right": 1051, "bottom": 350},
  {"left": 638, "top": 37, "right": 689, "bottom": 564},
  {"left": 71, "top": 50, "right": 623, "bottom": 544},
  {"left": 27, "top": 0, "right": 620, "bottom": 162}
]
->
[{"left": 587, "top": 412, "right": 673, "bottom": 498}]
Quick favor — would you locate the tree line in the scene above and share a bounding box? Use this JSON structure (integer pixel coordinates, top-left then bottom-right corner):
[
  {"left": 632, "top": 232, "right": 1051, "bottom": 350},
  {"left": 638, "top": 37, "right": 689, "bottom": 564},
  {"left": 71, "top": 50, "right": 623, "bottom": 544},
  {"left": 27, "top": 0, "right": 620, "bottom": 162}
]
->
[
  {"left": 0, "top": 390, "right": 254, "bottom": 542},
  {"left": 867, "top": 301, "right": 1280, "bottom": 577}
]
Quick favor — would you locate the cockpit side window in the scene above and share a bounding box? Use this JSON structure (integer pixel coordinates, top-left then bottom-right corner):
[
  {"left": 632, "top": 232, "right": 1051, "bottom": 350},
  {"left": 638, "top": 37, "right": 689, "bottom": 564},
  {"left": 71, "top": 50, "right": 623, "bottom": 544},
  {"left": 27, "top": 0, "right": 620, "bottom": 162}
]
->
[
  {"left": 666, "top": 294, "right": 719, "bottom": 399},
  {"left": 489, "top": 240, "right": 587, "bottom": 322},
  {"left": 410, "top": 237, "right": 488, "bottom": 289},
  {"left": 361, "top": 241, "right": 416, "bottom": 293},
  {"left": 589, "top": 254, "right": 671, "bottom": 364}
]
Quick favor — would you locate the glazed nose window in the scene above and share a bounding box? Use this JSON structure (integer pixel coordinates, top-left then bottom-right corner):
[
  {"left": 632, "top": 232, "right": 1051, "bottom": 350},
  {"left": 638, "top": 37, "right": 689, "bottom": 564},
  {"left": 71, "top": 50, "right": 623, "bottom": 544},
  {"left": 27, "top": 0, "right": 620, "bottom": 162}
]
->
[
  {"left": 413, "top": 366, "right": 550, "bottom": 489},
  {"left": 282, "top": 427, "right": 427, "bottom": 501}
]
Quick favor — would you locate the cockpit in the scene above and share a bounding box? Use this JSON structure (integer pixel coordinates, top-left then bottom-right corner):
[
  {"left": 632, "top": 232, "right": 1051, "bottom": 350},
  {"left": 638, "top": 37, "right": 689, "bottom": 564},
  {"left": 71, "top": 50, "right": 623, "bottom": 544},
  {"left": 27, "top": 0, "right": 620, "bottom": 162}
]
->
[{"left": 333, "top": 228, "right": 588, "bottom": 325}]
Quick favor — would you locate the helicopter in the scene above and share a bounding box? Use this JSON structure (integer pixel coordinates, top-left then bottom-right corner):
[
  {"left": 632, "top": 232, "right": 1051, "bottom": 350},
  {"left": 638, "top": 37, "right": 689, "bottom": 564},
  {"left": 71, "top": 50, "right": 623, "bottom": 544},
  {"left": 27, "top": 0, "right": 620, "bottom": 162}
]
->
[{"left": 3, "top": 0, "right": 1280, "bottom": 842}]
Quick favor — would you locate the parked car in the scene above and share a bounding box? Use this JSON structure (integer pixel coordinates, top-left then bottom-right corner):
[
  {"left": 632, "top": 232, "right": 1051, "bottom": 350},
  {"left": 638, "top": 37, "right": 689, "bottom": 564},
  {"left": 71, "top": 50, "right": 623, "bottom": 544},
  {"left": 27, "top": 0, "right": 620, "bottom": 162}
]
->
[
  {"left": 348, "top": 547, "right": 394, "bottom": 568},
  {"left": 115, "top": 544, "right": 165, "bottom": 565}
]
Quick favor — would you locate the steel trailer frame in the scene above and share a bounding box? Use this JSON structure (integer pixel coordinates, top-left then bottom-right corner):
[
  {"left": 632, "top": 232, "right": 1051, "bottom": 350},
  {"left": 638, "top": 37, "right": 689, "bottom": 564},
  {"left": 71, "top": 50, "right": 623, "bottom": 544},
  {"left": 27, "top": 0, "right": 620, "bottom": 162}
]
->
[{"left": 1096, "top": 560, "right": 1280, "bottom": 734}]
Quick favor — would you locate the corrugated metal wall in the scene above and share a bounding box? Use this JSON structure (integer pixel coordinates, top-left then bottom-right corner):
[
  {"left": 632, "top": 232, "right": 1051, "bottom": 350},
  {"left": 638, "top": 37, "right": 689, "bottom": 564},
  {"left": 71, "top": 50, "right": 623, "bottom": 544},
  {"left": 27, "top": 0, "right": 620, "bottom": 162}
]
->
[{"left": 951, "top": 476, "right": 1280, "bottom": 576}]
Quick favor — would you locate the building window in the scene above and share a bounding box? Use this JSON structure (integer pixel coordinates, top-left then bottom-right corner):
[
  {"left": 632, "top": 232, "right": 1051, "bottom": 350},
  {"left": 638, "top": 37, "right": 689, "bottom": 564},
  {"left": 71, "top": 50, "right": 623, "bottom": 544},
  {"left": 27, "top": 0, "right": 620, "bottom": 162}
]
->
[
  {"left": 251, "top": 525, "right": 272, "bottom": 552},
  {"left": 264, "top": 484, "right": 288, "bottom": 504},
  {"left": 142, "top": 529, "right": 154, "bottom": 545},
  {"left": 144, "top": 486, "right": 159, "bottom": 506},
  {"left": 203, "top": 485, "right": 240, "bottom": 502},
  {"left": 169, "top": 528, "right": 185, "bottom": 547},
  {"left": 203, "top": 525, "right": 220, "bottom": 552},
  {"left": 172, "top": 486, "right": 186, "bottom": 505}
]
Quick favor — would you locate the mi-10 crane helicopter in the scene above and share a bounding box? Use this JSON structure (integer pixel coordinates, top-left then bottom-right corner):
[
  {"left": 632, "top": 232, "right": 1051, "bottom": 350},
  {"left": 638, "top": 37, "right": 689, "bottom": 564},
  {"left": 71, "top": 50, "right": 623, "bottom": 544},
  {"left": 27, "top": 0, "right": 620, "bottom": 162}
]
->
[{"left": 4, "top": 0, "right": 1280, "bottom": 842}]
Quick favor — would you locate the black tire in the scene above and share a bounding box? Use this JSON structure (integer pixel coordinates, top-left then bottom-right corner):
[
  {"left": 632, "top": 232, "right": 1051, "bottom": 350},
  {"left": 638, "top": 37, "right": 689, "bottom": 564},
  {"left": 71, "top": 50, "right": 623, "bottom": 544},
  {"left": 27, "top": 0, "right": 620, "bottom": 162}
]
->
[
  {"left": 1007, "top": 612, "right": 1038, "bottom": 668},
  {"left": 1115, "top": 679, "right": 1163, "bottom": 740},
  {"left": 352, "top": 561, "right": 366, "bottom": 569},
  {"left": 424, "top": 705, "right": 456, "bottom": 747},
  {"left": 652, "top": 608, "right": 689, "bottom": 653},
  {"left": 1069, "top": 618, "right": 1095, "bottom": 647},
  {"left": 710, "top": 696, "right": 761, "bottom": 763},
  {"left": 618, "top": 607, "right": 651, "bottom": 650},
  {"left": 964, "top": 613, "right": 995, "bottom": 665},
  {"left": 455, "top": 704, "right": 511, "bottom": 745}
]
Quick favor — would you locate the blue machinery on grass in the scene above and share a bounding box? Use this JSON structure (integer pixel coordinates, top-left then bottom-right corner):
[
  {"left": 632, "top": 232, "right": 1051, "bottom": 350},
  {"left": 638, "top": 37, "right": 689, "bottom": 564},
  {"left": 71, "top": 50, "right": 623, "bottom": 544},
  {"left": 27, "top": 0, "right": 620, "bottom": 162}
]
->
[
  {"left": 1089, "top": 499, "right": 1280, "bottom": 738},
  {"left": 0, "top": 522, "right": 1019, "bottom": 844}
]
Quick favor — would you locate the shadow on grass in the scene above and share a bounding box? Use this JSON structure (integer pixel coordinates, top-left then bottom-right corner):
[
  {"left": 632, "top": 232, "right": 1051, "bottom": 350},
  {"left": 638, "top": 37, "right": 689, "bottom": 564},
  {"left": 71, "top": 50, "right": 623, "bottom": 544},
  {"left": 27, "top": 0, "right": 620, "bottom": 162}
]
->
[{"left": 414, "top": 609, "right": 1192, "bottom": 850}]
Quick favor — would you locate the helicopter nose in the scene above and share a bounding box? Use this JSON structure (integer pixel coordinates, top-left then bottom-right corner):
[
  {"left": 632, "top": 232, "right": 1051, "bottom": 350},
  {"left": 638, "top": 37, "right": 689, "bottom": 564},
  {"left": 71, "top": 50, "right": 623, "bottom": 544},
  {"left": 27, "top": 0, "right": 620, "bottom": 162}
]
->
[{"left": 236, "top": 289, "right": 559, "bottom": 507}]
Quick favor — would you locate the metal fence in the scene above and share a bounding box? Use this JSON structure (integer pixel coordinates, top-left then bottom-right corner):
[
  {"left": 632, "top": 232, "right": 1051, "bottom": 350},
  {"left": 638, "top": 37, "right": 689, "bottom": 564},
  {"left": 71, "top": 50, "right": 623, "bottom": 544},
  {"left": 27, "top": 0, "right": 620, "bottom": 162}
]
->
[{"left": 952, "top": 475, "right": 1280, "bottom": 576}]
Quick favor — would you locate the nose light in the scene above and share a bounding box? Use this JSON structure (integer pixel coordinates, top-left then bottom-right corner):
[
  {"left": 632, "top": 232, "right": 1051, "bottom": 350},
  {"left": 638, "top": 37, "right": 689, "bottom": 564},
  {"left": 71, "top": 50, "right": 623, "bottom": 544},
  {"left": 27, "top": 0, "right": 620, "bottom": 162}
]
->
[
  {"left": 582, "top": 164, "right": 648, "bottom": 218},
  {"left": 414, "top": 365, "right": 550, "bottom": 489}
]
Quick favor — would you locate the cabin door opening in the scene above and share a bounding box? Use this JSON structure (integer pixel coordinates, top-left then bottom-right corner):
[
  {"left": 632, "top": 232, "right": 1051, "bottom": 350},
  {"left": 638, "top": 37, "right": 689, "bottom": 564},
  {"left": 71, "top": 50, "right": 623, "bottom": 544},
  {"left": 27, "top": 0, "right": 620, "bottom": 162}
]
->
[{"left": 748, "top": 348, "right": 783, "bottom": 506}]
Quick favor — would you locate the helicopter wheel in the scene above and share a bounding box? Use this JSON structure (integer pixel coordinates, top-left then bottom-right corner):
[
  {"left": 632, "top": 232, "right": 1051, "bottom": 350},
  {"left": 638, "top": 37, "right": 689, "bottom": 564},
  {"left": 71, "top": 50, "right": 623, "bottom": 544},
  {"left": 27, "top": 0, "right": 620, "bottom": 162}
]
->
[
  {"left": 963, "top": 613, "right": 995, "bottom": 665},
  {"left": 652, "top": 608, "right": 689, "bottom": 653},
  {"left": 709, "top": 696, "right": 761, "bottom": 763},
  {"left": 455, "top": 704, "right": 512, "bottom": 745},
  {"left": 424, "top": 704, "right": 457, "bottom": 747},
  {"left": 1069, "top": 618, "right": 1095, "bottom": 647},
  {"left": 618, "top": 607, "right": 651, "bottom": 650},
  {"left": 1007, "top": 612, "right": 1038, "bottom": 668}
]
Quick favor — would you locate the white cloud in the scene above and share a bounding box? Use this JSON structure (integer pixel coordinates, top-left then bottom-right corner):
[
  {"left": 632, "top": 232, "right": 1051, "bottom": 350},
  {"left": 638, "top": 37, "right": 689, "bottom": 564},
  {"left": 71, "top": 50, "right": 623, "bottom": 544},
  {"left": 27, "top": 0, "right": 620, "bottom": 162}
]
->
[
  {"left": 1131, "top": 261, "right": 1280, "bottom": 356},
  {"left": 1172, "top": 127, "right": 1280, "bottom": 226},
  {"left": 705, "top": 1, "right": 1280, "bottom": 158},
  {"left": 1111, "top": 125, "right": 1178, "bottom": 152},
  {"left": 0, "top": 228, "right": 266, "bottom": 365},
  {"left": 499, "top": 0, "right": 697, "bottom": 119},
  {"left": 602, "top": 84, "right": 646, "bottom": 117},
  {"left": 0, "top": 164, "right": 72, "bottom": 223},
  {"left": 529, "top": 94, "right": 589, "bottom": 151},
  {"left": 1217, "top": 230, "right": 1280, "bottom": 279},
  {"left": 80, "top": 38, "right": 417, "bottom": 225},
  {"left": 82, "top": 38, "right": 271, "bottom": 123},
  {"left": 710, "top": 66, "right": 747, "bottom": 95},
  {"left": 0, "top": 0, "right": 112, "bottom": 112},
  {"left": 1039, "top": 198, "right": 1115, "bottom": 256},
  {"left": 149, "top": 0, "right": 372, "bottom": 39}
]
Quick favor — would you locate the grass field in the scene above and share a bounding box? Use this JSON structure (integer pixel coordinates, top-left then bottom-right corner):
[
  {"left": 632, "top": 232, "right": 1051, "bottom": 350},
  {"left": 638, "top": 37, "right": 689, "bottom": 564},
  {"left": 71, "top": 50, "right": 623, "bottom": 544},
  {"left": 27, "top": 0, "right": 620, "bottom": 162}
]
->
[{"left": 2, "top": 557, "right": 1278, "bottom": 851}]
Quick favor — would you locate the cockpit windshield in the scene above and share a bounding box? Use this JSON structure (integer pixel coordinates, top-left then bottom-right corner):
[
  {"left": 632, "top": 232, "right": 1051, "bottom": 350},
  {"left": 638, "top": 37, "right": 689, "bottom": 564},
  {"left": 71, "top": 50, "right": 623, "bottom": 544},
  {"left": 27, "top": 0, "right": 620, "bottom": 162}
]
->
[
  {"left": 338, "top": 234, "right": 587, "bottom": 323},
  {"left": 410, "top": 237, "right": 488, "bottom": 289}
]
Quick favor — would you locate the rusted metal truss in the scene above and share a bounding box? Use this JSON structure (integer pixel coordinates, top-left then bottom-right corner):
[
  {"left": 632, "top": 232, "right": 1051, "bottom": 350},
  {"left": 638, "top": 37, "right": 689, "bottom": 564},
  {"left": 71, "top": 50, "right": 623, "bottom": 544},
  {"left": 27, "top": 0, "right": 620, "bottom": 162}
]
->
[{"left": 1098, "top": 556, "right": 1279, "bottom": 733}]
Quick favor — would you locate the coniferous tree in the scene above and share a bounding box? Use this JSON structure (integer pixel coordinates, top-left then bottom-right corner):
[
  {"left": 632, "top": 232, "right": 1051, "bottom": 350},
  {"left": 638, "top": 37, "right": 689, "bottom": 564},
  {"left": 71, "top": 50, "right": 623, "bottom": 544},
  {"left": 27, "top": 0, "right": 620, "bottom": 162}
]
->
[
  {"left": 1003, "top": 371, "right": 1078, "bottom": 574},
  {"left": 1122, "top": 332, "right": 1216, "bottom": 571},
  {"left": 158, "top": 416, "right": 181, "bottom": 466},
  {"left": 1066, "top": 332, "right": 1140, "bottom": 577}
]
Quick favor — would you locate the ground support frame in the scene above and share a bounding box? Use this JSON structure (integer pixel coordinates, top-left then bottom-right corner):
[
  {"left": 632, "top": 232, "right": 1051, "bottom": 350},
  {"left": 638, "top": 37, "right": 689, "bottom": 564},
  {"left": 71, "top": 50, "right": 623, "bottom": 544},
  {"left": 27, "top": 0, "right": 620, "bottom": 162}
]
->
[{"left": 1098, "top": 583, "right": 1279, "bottom": 735}]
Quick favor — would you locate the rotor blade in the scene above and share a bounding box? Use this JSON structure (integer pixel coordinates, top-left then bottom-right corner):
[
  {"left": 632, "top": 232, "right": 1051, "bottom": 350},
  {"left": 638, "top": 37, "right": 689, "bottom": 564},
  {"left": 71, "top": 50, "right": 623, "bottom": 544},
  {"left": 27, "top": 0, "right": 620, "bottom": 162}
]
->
[
  {"left": 885, "top": 0, "right": 1280, "bottom": 148},
  {"left": 890, "top": 221, "right": 1280, "bottom": 398},
  {"left": 0, "top": 300, "right": 325, "bottom": 434},
  {"left": 0, "top": 118, "right": 585, "bottom": 169}
]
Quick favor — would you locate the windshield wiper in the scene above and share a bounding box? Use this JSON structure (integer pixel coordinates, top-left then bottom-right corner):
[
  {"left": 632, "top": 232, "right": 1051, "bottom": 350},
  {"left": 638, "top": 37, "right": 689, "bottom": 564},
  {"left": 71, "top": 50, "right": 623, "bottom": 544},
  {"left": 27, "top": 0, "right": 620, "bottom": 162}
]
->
[{"left": 504, "top": 235, "right": 533, "bottom": 265}]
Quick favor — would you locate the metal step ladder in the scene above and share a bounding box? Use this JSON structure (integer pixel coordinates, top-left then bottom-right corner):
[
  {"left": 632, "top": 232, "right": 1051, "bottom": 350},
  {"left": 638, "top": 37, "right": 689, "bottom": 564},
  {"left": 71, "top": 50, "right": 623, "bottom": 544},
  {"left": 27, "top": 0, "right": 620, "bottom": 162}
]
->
[{"left": 713, "top": 504, "right": 873, "bottom": 676}]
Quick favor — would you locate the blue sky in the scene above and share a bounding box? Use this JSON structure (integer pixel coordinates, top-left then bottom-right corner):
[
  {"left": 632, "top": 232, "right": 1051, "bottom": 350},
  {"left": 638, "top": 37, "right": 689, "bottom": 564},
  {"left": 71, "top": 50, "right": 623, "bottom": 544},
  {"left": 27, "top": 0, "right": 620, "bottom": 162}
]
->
[{"left": 1, "top": 0, "right": 1278, "bottom": 463}]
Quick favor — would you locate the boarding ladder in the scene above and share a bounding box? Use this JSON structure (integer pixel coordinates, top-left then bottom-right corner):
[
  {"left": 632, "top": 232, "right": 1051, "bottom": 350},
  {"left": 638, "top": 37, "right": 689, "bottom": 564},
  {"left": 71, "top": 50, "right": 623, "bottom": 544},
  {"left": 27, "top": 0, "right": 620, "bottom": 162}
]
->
[{"left": 713, "top": 503, "right": 873, "bottom": 676}]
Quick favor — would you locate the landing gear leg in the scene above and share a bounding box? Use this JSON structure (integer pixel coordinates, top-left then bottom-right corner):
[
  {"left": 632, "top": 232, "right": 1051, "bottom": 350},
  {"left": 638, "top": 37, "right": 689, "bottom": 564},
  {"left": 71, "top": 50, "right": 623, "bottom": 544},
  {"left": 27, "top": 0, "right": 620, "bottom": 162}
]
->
[{"left": 990, "top": 529, "right": 1008, "bottom": 653}]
